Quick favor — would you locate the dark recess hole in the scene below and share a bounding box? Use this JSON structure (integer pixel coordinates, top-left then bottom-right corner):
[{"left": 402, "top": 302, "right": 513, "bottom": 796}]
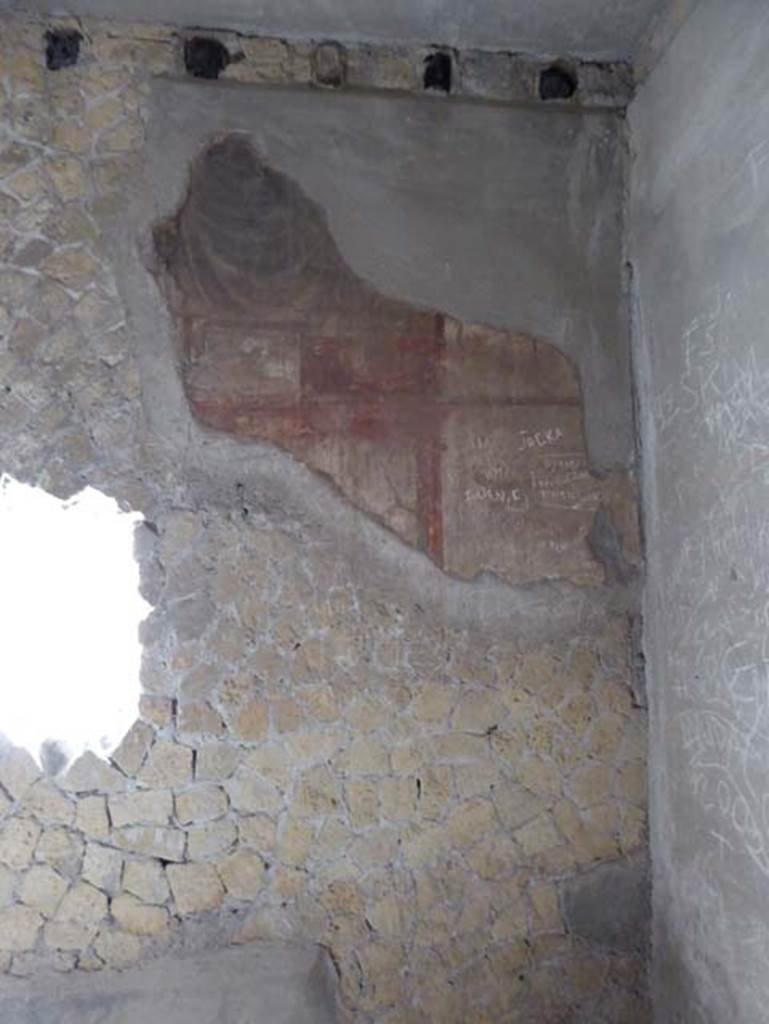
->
[
  {"left": 184, "top": 36, "right": 230, "bottom": 80},
  {"left": 312, "top": 41, "right": 347, "bottom": 88},
  {"left": 539, "top": 64, "right": 577, "bottom": 100},
  {"left": 423, "top": 51, "right": 452, "bottom": 93},
  {"left": 45, "top": 29, "right": 82, "bottom": 71}
]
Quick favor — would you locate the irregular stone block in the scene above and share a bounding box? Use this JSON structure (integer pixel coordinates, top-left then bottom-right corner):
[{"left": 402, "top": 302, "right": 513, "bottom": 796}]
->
[
  {"left": 18, "top": 864, "right": 68, "bottom": 916},
  {"left": 109, "top": 789, "right": 173, "bottom": 828},
  {"left": 194, "top": 742, "right": 241, "bottom": 781},
  {"left": 43, "top": 918, "right": 97, "bottom": 953},
  {"left": 121, "top": 859, "right": 169, "bottom": 905},
  {"left": 515, "top": 814, "right": 562, "bottom": 857},
  {"left": 138, "top": 695, "right": 173, "bottom": 730},
  {"left": 111, "top": 894, "right": 169, "bottom": 936},
  {"left": 216, "top": 849, "right": 265, "bottom": 900},
  {"left": 111, "top": 825, "right": 185, "bottom": 862},
  {"left": 0, "top": 746, "right": 40, "bottom": 802},
  {"left": 137, "top": 742, "right": 193, "bottom": 788},
  {"left": 230, "top": 699, "right": 269, "bottom": 742},
  {"left": 75, "top": 796, "right": 110, "bottom": 840},
  {"left": 0, "top": 905, "right": 42, "bottom": 952},
  {"left": 22, "top": 781, "right": 74, "bottom": 826},
  {"left": 92, "top": 929, "right": 142, "bottom": 968},
  {"left": 177, "top": 701, "right": 225, "bottom": 739},
  {"left": 34, "top": 828, "right": 83, "bottom": 878},
  {"left": 225, "top": 775, "right": 282, "bottom": 816},
  {"left": 0, "top": 818, "right": 41, "bottom": 871},
  {"left": 166, "top": 862, "right": 224, "bottom": 914},
  {"left": 54, "top": 881, "right": 107, "bottom": 927},
  {"left": 61, "top": 753, "right": 127, "bottom": 795},
  {"left": 82, "top": 843, "right": 123, "bottom": 894},
  {"left": 175, "top": 784, "right": 228, "bottom": 825},
  {"left": 110, "top": 720, "right": 155, "bottom": 777},
  {"left": 186, "top": 819, "right": 237, "bottom": 859}
]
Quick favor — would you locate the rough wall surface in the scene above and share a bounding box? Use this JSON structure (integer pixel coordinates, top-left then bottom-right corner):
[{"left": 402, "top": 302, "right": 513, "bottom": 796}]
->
[
  {"left": 136, "top": 73, "right": 633, "bottom": 474},
  {"left": 629, "top": 2, "right": 769, "bottom": 1021},
  {"left": 153, "top": 135, "right": 637, "bottom": 587},
  {"left": 0, "top": 13, "right": 647, "bottom": 1023},
  {"left": 0, "top": 943, "right": 338, "bottom": 1023},
  {"left": 5, "top": 0, "right": 671, "bottom": 62}
]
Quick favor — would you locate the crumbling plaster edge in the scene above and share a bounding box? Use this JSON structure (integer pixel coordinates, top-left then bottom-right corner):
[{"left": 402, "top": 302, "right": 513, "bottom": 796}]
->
[{"left": 94, "top": 75, "right": 639, "bottom": 636}]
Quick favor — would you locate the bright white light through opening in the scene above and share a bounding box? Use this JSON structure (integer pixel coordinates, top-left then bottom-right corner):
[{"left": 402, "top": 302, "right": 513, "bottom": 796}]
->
[{"left": 0, "top": 475, "right": 150, "bottom": 769}]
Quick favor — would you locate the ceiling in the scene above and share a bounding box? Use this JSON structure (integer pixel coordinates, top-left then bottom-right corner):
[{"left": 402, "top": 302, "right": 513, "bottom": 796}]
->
[{"left": 6, "top": 0, "right": 684, "bottom": 63}]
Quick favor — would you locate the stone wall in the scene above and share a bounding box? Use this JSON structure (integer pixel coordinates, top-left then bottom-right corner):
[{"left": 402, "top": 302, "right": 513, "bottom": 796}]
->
[{"left": 0, "top": 13, "right": 648, "bottom": 1022}]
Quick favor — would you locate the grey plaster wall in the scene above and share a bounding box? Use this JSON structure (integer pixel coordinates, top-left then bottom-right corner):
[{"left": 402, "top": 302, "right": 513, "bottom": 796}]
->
[
  {"left": 5, "top": 0, "right": 669, "bottom": 61},
  {"left": 561, "top": 854, "right": 649, "bottom": 955},
  {"left": 128, "top": 79, "right": 632, "bottom": 473},
  {"left": 632, "top": 0, "right": 699, "bottom": 83},
  {"left": 0, "top": 943, "right": 338, "bottom": 1023},
  {"left": 629, "top": 2, "right": 769, "bottom": 1020}
]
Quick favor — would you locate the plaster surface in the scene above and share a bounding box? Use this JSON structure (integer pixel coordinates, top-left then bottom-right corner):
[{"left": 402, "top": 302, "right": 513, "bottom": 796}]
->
[
  {"left": 6, "top": 0, "right": 671, "bottom": 61},
  {"left": 561, "top": 855, "right": 649, "bottom": 955},
  {"left": 130, "top": 78, "right": 633, "bottom": 475},
  {"left": 630, "top": 1, "right": 769, "bottom": 1020},
  {"left": 632, "top": 0, "right": 700, "bottom": 82},
  {"left": 0, "top": 942, "right": 338, "bottom": 1022},
  {"left": 152, "top": 134, "right": 637, "bottom": 586}
]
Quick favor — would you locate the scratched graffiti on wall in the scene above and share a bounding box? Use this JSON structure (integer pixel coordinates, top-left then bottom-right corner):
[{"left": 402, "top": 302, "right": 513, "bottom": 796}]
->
[
  {"left": 650, "top": 285, "right": 769, "bottom": 877},
  {"left": 153, "top": 136, "right": 638, "bottom": 585}
]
